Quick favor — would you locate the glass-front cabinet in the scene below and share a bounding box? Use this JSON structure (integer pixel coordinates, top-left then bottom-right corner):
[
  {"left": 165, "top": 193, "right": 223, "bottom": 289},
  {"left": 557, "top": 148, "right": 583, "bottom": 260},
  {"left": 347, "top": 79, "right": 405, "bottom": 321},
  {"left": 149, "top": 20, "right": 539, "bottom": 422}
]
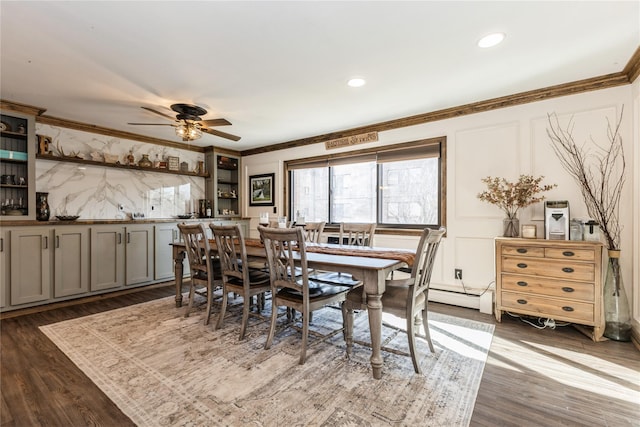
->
[{"left": 0, "top": 110, "right": 36, "bottom": 220}]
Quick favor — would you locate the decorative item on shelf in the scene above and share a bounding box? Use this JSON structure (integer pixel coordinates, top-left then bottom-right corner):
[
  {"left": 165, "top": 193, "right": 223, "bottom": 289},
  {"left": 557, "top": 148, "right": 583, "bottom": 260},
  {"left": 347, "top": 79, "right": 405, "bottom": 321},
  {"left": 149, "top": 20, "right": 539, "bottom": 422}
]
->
[
  {"left": 153, "top": 154, "right": 160, "bottom": 168},
  {"left": 103, "top": 153, "right": 119, "bottom": 164},
  {"left": 218, "top": 156, "right": 237, "bottom": 169},
  {"left": 180, "top": 161, "right": 189, "bottom": 172},
  {"left": 126, "top": 150, "right": 135, "bottom": 165},
  {"left": 547, "top": 107, "right": 629, "bottom": 341},
  {"left": 521, "top": 224, "right": 536, "bottom": 239},
  {"left": 54, "top": 141, "right": 81, "bottom": 158},
  {"left": 159, "top": 161, "right": 167, "bottom": 169},
  {"left": 56, "top": 215, "right": 80, "bottom": 221},
  {"left": 17, "top": 124, "right": 25, "bottom": 134},
  {"left": 196, "top": 160, "right": 205, "bottom": 175},
  {"left": 36, "top": 192, "right": 50, "bottom": 221},
  {"left": 37, "top": 135, "right": 52, "bottom": 155},
  {"left": 1, "top": 175, "right": 15, "bottom": 185},
  {"left": 477, "top": 175, "right": 556, "bottom": 237},
  {"left": 167, "top": 156, "right": 179, "bottom": 171},
  {"left": 90, "top": 151, "right": 103, "bottom": 162},
  {"left": 138, "top": 154, "right": 152, "bottom": 168},
  {"left": 0, "top": 121, "right": 10, "bottom": 132}
]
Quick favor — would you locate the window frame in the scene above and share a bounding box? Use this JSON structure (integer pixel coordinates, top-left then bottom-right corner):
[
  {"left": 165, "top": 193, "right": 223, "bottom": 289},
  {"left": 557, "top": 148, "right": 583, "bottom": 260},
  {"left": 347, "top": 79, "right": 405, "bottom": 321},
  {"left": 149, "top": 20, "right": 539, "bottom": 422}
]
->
[{"left": 285, "top": 136, "right": 447, "bottom": 231}]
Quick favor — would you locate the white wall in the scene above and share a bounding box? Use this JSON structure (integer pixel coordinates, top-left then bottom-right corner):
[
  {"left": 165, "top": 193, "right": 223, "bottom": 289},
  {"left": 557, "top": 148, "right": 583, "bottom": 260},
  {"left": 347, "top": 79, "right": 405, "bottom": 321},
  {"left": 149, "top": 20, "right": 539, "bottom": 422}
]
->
[{"left": 242, "top": 86, "right": 636, "bottom": 317}]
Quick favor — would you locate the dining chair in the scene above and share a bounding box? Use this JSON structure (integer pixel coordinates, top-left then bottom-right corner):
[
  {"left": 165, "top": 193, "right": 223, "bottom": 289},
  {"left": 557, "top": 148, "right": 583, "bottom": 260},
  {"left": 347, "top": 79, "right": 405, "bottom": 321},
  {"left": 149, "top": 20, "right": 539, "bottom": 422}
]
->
[
  {"left": 210, "top": 224, "right": 271, "bottom": 340},
  {"left": 313, "top": 222, "right": 377, "bottom": 285},
  {"left": 177, "top": 223, "right": 220, "bottom": 325},
  {"left": 340, "top": 222, "right": 376, "bottom": 247},
  {"left": 342, "top": 227, "right": 446, "bottom": 374},
  {"left": 258, "top": 225, "right": 357, "bottom": 364},
  {"left": 301, "top": 221, "right": 326, "bottom": 243}
]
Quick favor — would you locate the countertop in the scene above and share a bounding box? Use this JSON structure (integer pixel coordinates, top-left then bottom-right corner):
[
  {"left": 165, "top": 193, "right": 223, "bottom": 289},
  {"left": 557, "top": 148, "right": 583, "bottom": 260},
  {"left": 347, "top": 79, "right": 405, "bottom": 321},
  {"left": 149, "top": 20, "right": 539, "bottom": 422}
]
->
[{"left": 0, "top": 217, "right": 250, "bottom": 226}]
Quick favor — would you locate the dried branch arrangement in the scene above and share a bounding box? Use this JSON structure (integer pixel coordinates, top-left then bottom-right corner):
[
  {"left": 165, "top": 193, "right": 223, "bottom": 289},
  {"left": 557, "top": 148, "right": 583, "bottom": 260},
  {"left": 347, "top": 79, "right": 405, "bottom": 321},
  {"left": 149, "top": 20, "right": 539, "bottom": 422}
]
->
[
  {"left": 546, "top": 108, "right": 625, "bottom": 250},
  {"left": 477, "top": 175, "right": 556, "bottom": 219}
]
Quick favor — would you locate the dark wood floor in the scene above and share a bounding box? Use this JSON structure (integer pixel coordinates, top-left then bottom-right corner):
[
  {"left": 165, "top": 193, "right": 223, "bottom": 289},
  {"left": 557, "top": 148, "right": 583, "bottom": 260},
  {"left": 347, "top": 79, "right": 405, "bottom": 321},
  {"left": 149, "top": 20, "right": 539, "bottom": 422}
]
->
[{"left": 1, "top": 283, "right": 638, "bottom": 426}]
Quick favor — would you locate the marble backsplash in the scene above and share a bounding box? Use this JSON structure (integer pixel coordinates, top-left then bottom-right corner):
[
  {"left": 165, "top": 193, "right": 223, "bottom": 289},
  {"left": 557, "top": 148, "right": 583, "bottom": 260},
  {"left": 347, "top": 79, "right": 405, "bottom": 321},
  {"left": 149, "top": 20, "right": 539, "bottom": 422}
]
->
[{"left": 35, "top": 124, "right": 205, "bottom": 219}]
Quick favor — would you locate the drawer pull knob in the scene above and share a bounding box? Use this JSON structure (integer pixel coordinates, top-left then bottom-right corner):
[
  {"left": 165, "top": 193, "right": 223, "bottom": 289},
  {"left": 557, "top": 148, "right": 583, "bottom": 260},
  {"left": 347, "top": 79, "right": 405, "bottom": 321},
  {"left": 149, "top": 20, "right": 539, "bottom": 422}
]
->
[
  {"left": 562, "top": 306, "right": 574, "bottom": 312},
  {"left": 562, "top": 267, "right": 574, "bottom": 273},
  {"left": 516, "top": 248, "right": 528, "bottom": 254},
  {"left": 562, "top": 287, "right": 575, "bottom": 293},
  {"left": 517, "top": 299, "right": 528, "bottom": 305},
  {"left": 517, "top": 281, "right": 528, "bottom": 287},
  {"left": 562, "top": 251, "right": 575, "bottom": 257},
  {"left": 517, "top": 263, "right": 528, "bottom": 269}
]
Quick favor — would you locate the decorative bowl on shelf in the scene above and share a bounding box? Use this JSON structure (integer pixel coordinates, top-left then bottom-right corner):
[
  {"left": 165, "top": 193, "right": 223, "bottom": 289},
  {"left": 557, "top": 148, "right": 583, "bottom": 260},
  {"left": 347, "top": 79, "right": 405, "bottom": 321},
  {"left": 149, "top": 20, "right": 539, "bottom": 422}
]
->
[
  {"left": 177, "top": 214, "right": 193, "bottom": 219},
  {"left": 131, "top": 212, "right": 146, "bottom": 220},
  {"left": 56, "top": 215, "right": 80, "bottom": 221}
]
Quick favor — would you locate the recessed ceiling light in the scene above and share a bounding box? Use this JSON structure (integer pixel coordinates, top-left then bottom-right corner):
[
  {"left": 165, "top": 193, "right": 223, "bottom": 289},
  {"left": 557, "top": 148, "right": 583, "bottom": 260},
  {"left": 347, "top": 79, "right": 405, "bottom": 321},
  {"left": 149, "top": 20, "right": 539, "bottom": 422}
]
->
[
  {"left": 347, "top": 78, "right": 366, "bottom": 87},
  {"left": 478, "top": 32, "right": 505, "bottom": 48}
]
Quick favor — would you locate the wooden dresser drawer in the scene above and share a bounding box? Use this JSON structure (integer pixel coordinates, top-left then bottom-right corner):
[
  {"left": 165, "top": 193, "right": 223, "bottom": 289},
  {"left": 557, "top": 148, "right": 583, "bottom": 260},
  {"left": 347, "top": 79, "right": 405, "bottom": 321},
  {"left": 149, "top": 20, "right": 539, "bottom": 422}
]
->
[
  {"left": 502, "top": 256, "right": 594, "bottom": 282},
  {"left": 501, "top": 246, "right": 544, "bottom": 258},
  {"left": 501, "top": 273, "right": 594, "bottom": 301},
  {"left": 545, "top": 247, "right": 595, "bottom": 261},
  {"left": 501, "top": 291, "right": 594, "bottom": 324}
]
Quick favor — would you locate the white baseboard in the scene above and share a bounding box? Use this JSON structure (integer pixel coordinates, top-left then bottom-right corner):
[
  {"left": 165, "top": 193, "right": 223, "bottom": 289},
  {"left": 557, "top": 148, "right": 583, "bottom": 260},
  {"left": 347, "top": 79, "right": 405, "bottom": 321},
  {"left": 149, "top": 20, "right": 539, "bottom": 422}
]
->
[{"left": 429, "top": 288, "right": 494, "bottom": 315}]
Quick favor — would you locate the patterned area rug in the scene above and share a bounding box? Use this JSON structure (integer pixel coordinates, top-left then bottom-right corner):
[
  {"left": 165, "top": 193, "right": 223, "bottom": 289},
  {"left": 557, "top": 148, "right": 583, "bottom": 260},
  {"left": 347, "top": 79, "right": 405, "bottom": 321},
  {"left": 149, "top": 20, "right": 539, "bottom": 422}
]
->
[{"left": 40, "top": 295, "right": 494, "bottom": 426}]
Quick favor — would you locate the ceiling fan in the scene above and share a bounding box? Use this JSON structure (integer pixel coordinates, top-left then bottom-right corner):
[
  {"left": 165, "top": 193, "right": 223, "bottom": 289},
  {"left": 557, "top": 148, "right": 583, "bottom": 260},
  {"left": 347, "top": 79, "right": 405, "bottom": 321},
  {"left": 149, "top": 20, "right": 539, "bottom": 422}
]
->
[{"left": 128, "top": 103, "right": 241, "bottom": 142}]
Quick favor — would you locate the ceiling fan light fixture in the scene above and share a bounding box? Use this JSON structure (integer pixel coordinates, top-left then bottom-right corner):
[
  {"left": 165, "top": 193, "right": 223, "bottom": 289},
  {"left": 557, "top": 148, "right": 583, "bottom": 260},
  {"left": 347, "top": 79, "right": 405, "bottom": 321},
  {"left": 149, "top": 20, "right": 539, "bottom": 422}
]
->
[
  {"left": 477, "top": 32, "right": 505, "bottom": 48},
  {"left": 175, "top": 122, "right": 202, "bottom": 141}
]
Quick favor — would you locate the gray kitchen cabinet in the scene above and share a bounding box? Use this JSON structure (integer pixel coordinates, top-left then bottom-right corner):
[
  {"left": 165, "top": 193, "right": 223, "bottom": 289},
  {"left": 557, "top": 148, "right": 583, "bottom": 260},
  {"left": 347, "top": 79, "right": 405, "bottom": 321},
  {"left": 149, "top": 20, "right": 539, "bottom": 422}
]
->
[
  {"left": 0, "top": 228, "right": 8, "bottom": 307},
  {"left": 54, "top": 226, "right": 90, "bottom": 297},
  {"left": 91, "top": 225, "right": 125, "bottom": 291},
  {"left": 154, "top": 222, "right": 181, "bottom": 280},
  {"left": 125, "top": 224, "right": 154, "bottom": 285},
  {"left": 10, "top": 227, "right": 52, "bottom": 305}
]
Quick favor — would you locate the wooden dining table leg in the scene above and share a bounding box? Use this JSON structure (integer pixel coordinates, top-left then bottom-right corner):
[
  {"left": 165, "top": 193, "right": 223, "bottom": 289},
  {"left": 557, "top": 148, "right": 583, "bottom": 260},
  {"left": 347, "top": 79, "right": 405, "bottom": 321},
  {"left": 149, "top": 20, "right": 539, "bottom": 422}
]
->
[
  {"left": 173, "top": 246, "right": 185, "bottom": 307},
  {"left": 366, "top": 292, "right": 384, "bottom": 379}
]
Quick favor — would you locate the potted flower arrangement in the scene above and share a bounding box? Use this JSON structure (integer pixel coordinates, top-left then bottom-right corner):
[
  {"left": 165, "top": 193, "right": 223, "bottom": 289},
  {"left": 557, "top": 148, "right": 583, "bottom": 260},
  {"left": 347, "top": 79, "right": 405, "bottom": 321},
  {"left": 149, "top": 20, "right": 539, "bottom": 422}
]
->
[{"left": 477, "top": 175, "right": 556, "bottom": 237}]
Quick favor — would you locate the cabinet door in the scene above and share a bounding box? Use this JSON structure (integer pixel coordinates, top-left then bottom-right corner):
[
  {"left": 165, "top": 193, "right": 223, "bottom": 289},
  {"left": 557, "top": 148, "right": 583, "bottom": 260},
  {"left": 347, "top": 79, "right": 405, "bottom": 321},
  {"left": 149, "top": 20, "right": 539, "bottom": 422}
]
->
[
  {"left": 91, "top": 226, "right": 125, "bottom": 291},
  {"left": 126, "top": 224, "right": 153, "bottom": 285},
  {"left": 0, "top": 229, "right": 8, "bottom": 308},
  {"left": 154, "top": 223, "right": 180, "bottom": 280},
  {"left": 54, "top": 226, "right": 90, "bottom": 297},
  {"left": 10, "top": 228, "right": 52, "bottom": 305}
]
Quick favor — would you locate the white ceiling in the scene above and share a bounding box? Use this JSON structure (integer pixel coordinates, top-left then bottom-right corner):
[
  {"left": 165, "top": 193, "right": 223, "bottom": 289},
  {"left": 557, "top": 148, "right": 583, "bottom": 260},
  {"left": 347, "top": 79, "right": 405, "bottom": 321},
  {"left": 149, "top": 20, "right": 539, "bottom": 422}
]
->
[{"left": 1, "top": 1, "right": 638, "bottom": 151}]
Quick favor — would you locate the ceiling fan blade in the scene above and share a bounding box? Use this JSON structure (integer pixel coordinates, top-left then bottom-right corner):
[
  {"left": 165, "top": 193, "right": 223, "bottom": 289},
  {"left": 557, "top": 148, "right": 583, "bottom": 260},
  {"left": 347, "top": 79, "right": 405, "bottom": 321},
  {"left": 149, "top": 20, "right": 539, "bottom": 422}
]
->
[
  {"left": 200, "top": 118, "right": 232, "bottom": 127},
  {"left": 128, "top": 123, "right": 176, "bottom": 126},
  {"left": 141, "top": 106, "right": 176, "bottom": 121},
  {"left": 202, "top": 127, "right": 241, "bottom": 141}
]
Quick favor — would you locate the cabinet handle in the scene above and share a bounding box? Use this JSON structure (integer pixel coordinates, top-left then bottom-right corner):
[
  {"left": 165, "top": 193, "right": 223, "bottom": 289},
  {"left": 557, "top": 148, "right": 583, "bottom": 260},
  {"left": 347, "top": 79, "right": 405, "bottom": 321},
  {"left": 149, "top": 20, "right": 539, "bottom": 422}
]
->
[
  {"left": 118, "top": 233, "right": 122, "bottom": 244},
  {"left": 562, "top": 251, "right": 575, "bottom": 257},
  {"left": 516, "top": 248, "right": 527, "bottom": 253},
  {"left": 0, "top": 237, "right": 3, "bottom": 252},
  {"left": 517, "top": 263, "right": 528, "bottom": 269},
  {"left": 43, "top": 236, "right": 48, "bottom": 249},
  {"left": 127, "top": 232, "right": 131, "bottom": 244},
  {"left": 56, "top": 235, "right": 60, "bottom": 248},
  {"left": 517, "top": 281, "right": 528, "bottom": 287},
  {"left": 517, "top": 299, "right": 528, "bottom": 305},
  {"left": 562, "top": 306, "right": 574, "bottom": 312},
  {"left": 562, "top": 286, "right": 575, "bottom": 293},
  {"left": 562, "top": 267, "right": 574, "bottom": 273}
]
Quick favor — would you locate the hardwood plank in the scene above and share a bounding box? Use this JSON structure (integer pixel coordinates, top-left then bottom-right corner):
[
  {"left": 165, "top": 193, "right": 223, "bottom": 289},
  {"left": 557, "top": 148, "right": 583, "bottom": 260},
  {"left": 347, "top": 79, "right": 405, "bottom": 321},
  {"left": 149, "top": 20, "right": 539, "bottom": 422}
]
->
[{"left": 1, "top": 284, "right": 638, "bottom": 426}]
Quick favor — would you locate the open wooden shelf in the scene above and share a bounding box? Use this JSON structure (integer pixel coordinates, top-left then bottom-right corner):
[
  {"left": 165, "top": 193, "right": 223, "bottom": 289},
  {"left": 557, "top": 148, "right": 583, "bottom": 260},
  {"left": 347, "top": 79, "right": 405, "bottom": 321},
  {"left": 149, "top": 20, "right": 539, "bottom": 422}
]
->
[{"left": 36, "top": 154, "right": 209, "bottom": 178}]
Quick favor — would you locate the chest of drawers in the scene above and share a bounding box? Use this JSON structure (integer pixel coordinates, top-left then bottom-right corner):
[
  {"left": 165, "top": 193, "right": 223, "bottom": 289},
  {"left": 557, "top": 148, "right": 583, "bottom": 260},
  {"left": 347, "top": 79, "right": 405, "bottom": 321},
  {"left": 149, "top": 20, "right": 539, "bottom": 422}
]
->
[{"left": 495, "top": 237, "right": 605, "bottom": 341}]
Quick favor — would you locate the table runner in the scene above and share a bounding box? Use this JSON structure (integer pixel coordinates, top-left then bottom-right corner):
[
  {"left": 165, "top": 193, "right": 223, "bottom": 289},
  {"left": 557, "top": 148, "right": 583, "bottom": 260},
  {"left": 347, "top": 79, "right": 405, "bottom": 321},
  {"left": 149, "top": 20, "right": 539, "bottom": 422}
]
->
[{"left": 209, "top": 238, "right": 415, "bottom": 267}]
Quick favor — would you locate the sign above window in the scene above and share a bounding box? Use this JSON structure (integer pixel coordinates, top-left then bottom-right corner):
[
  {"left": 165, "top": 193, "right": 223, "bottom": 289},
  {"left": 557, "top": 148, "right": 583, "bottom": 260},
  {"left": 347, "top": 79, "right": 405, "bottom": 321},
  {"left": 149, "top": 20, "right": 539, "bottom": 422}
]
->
[{"left": 324, "top": 132, "right": 378, "bottom": 150}]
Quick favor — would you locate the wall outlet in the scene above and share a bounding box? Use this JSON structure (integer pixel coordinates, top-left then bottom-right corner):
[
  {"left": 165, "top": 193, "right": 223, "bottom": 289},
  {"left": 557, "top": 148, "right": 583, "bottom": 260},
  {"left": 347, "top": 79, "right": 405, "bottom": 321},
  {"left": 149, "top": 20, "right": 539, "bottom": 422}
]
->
[{"left": 455, "top": 268, "right": 462, "bottom": 280}]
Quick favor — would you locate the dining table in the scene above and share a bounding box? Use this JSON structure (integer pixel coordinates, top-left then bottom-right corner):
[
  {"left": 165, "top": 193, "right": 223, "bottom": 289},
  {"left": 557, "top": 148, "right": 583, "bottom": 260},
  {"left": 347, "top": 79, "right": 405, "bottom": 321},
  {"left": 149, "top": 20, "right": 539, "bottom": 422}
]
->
[{"left": 171, "top": 238, "right": 414, "bottom": 379}]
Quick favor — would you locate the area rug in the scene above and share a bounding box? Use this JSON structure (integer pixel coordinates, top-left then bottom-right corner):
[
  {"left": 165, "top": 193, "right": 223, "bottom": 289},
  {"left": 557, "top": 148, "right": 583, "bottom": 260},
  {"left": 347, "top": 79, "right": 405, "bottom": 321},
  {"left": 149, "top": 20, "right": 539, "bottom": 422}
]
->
[{"left": 40, "top": 294, "right": 494, "bottom": 426}]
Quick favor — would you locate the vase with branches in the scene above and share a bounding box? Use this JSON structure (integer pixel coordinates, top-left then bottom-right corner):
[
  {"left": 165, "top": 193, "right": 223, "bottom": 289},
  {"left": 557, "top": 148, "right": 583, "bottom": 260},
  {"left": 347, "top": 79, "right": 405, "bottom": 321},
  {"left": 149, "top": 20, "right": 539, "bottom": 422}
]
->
[
  {"left": 546, "top": 107, "right": 630, "bottom": 341},
  {"left": 477, "top": 175, "right": 556, "bottom": 237}
]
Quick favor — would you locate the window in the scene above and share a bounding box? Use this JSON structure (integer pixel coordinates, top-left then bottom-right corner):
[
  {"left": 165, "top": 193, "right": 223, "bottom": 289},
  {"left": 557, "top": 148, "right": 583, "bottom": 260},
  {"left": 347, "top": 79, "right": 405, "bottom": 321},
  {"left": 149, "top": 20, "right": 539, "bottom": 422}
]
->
[{"left": 287, "top": 137, "right": 445, "bottom": 229}]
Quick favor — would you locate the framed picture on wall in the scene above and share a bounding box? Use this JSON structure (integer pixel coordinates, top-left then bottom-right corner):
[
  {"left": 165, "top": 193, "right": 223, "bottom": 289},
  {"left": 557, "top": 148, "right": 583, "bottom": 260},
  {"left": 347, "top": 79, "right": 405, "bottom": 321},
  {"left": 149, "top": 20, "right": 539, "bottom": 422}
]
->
[{"left": 249, "top": 173, "right": 275, "bottom": 206}]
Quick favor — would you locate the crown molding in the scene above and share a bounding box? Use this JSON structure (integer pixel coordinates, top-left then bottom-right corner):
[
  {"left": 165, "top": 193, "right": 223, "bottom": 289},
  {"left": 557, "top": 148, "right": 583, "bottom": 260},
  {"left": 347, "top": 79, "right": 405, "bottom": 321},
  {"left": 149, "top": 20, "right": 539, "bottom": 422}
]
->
[
  {"left": 0, "top": 100, "right": 47, "bottom": 117},
  {"left": 623, "top": 45, "right": 640, "bottom": 83}
]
